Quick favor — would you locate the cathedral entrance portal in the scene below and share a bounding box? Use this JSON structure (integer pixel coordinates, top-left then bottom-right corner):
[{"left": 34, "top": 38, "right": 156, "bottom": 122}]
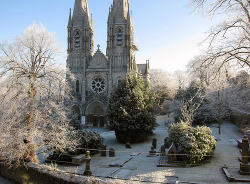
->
[{"left": 85, "top": 101, "right": 106, "bottom": 127}]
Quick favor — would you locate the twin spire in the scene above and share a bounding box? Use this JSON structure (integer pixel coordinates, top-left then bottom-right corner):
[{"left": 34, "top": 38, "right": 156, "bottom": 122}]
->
[
  {"left": 69, "top": 0, "right": 132, "bottom": 28},
  {"left": 68, "top": 0, "right": 93, "bottom": 29}
]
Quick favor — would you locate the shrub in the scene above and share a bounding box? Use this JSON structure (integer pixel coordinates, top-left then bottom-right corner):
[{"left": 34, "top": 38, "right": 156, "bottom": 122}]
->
[
  {"left": 47, "top": 130, "right": 104, "bottom": 163},
  {"left": 168, "top": 121, "right": 216, "bottom": 164},
  {"left": 75, "top": 130, "right": 104, "bottom": 154},
  {"left": 107, "top": 72, "right": 156, "bottom": 143}
]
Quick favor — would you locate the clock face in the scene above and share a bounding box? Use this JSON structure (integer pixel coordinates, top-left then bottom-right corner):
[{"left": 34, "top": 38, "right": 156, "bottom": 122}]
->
[{"left": 92, "top": 77, "right": 105, "bottom": 93}]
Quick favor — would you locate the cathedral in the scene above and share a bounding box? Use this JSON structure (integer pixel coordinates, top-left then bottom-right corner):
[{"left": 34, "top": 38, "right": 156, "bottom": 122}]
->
[{"left": 66, "top": 0, "right": 149, "bottom": 127}]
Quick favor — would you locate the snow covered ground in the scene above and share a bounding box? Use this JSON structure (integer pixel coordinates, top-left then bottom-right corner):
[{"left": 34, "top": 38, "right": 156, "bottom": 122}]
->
[{"left": 54, "top": 115, "right": 249, "bottom": 184}]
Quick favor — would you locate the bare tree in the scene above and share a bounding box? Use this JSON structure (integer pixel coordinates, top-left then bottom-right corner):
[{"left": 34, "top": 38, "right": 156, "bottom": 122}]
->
[
  {"left": 189, "top": 0, "right": 250, "bottom": 70},
  {"left": 0, "top": 23, "right": 77, "bottom": 166}
]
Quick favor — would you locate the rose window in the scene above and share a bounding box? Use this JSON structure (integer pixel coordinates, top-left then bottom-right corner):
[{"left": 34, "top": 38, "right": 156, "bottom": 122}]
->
[{"left": 92, "top": 78, "right": 105, "bottom": 93}]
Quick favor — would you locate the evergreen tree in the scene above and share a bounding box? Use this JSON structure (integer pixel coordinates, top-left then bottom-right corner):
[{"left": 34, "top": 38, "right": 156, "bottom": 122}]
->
[{"left": 107, "top": 72, "right": 156, "bottom": 143}]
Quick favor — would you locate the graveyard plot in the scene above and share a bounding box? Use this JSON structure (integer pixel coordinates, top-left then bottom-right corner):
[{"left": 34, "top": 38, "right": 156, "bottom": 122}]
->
[{"left": 222, "top": 166, "right": 250, "bottom": 182}]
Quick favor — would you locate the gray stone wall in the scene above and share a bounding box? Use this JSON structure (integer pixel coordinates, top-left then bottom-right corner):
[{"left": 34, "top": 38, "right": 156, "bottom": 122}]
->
[{"left": 0, "top": 163, "right": 106, "bottom": 184}]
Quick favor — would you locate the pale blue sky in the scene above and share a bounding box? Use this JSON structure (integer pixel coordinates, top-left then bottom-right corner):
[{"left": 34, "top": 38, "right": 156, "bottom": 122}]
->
[{"left": 0, "top": 0, "right": 223, "bottom": 72}]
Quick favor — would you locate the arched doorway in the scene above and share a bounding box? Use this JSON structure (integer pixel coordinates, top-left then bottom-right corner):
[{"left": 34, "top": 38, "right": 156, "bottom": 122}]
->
[{"left": 85, "top": 101, "right": 106, "bottom": 127}]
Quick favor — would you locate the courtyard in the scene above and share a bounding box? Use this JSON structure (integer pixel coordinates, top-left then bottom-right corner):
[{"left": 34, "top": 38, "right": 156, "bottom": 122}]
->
[{"left": 51, "top": 115, "right": 249, "bottom": 184}]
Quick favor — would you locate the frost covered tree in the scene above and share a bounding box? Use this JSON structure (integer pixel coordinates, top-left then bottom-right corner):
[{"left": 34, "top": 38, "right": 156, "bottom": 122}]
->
[
  {"left": 174, "top": 79, "right": 206, "bottom": 124},
  {"left": 107, "top": 72, "right": 156, "bottom": 143},
  {"left": 0, "top": 23, "right": 77, "bottom": 166},
  {"left": 189, "top": 0, "right": 250, "bottom": 70},
  {"left": 150, "top": 69, "right": 178, "bottom": 105},
  {"left": 188, "top": 55, "right": 249, "bottom": 129},
  {"left": 174, "top": 70, "right": 189, "bottom": 89}
]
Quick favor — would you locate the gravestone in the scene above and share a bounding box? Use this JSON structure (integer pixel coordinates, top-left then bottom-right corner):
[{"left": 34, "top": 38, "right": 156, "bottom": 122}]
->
[
  {"left": 101, "top": 145, "right": 107, "bottom": 157},
  {"left": 109, "top": 148, "right": 115, "bottom": 157},
  {"left": 240, "top": 135, "right": 250, "bottom": 174},
  {"left": 168, "top": 143, "right": 177, "bottom": 162},
  {"left": 126, "top": 142, "right": 132, "bottom": 149},
  {"left": 152, "top": 138, "right": 157, "bottom": 149},
  {"left": 149, "top": 146, "right": 156, "bottom": 156},
  {"left": 161, "top": 145, "right": 166, "bottom": 156},
  {"left": 164, "top": 137, "right": 171, "bottom": 149}
]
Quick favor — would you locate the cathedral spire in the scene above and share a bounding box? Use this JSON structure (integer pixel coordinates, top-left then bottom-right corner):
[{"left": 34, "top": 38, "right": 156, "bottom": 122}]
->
[
  {"left": 72, "top": 0, "right": 92, "bottom": 27},
  {"left": 109, "top": 0, "right": 130, "bottom": 22}
]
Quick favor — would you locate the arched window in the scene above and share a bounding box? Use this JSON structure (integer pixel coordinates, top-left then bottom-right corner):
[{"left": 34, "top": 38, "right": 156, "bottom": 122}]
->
[
  {"left": 76, "top": 80, "right": 80, "bottom": 93},
  {"left": 117, "top": 30, "right": 123, "bottom": 46},
  {"left": 74, "top": 32, "right": 80, "bottom": 48}
]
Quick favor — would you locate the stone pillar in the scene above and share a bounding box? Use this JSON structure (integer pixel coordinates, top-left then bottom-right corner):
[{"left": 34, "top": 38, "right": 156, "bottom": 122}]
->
[
  {"left": 152, "top": 138, "right": 157, "bottom": 149},
  {"left": 240, "top": 135, "right": 250, "bottom": 174},
  {"left": 101, "top": 145, "right": 107, "bottom": 157},
  {"left": 83, "top": 151, "right": 92, "bottom": 176}
]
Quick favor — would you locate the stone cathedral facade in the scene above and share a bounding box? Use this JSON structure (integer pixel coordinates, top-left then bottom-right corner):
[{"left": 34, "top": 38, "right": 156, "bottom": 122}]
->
[{"left": 66, "top": 0, "right": 149, "bottom": 127}]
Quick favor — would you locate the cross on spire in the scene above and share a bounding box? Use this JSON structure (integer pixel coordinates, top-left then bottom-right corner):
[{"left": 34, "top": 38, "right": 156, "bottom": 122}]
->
[{"left": 97, "top": 44, "right": 100, "bottom": 50}]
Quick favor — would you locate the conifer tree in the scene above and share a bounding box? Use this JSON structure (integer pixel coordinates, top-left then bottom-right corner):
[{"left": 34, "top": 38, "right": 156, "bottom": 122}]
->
[{"left": 107, "top": 72, "right": 156, "bottom": 143}]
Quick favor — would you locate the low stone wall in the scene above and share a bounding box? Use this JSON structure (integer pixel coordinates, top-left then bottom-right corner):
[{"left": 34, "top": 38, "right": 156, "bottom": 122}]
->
[{"left": 0, "top": 162, "right": 107, "bottom": 184}]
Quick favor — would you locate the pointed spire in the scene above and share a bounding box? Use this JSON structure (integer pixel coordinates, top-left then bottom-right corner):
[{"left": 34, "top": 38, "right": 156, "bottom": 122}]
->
[
  {"left": 126, "top": 6, "right": 133, "bottom": 27},
  {"left": 72, "top": 0, "right": 92, "bottom": 27},
  {"left": 111, "top": 0, "right": 130, "bottom": 21},
  {"left": 68, "top": 8, "right": 72, "bottom": 27}
]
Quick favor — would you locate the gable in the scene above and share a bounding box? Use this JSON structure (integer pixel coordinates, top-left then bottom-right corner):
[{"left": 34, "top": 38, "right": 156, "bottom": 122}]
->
[{"left": 88, "top": 50, "right": 109, "bottom": 69}]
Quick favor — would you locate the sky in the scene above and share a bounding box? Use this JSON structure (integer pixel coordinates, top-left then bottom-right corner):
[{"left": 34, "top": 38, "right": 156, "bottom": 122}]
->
[{"left": 0, "top": 0, "right": 224, "bottom": 73}]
